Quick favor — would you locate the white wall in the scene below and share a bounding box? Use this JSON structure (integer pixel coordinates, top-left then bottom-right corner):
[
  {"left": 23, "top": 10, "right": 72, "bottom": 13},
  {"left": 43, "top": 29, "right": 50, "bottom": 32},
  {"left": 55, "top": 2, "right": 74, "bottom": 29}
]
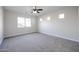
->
[
  {"left": 4, "top": 10, "right": 38, "bottom": 37},
  {"left": 78, "top": 7, "right": 79, "bottom": 39},
  {"left": 38, "top": 7, "right": 78, "bottom": 42},
  {"left": 0, "top": 7, "right": 4, "bottom": 45}
]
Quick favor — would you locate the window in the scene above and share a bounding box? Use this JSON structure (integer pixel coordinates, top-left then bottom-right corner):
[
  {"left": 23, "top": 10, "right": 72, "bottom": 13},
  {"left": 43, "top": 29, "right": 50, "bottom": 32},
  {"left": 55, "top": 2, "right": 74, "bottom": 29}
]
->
[
  {"left": 17, "top": 17, "right": 31, "bottom": 28},
  {"left": 25, "top": 18, "right": 31, "bottom": 27},
  {"left": 17, "top": 17, "right": 25, "bottom": 28},
  {"left": 59, "top": 13, "right": 64, "bottom": 19}
]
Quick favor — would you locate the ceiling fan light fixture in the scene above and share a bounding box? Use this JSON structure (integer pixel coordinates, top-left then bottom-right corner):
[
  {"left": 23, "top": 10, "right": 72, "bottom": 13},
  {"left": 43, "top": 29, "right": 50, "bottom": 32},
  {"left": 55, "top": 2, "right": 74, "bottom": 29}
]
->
[
  {"left": 33, "top": 10, "right": 37, "bottom": 13},
  {"left": 32, "top": 6, "right": 43, "bottom": 14}
]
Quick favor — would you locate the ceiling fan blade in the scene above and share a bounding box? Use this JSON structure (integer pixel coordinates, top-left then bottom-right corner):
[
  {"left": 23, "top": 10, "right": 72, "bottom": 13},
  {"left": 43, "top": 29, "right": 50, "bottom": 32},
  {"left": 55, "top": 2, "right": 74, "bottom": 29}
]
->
[
  {"left": 31, "top": 6, "right": 43, "bottom": 14},
  {"left": 37, "top": 11, "right": 40, "bottom": 13},
  {"left": 37, "top": 9, "right": 43, "bottom": 11}
]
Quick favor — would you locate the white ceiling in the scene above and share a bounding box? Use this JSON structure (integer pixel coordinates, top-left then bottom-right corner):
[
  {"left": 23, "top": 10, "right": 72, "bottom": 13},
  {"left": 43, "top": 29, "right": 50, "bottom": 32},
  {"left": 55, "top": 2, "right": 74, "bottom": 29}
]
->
[{"left": 3, "top": 6, "right": 64, "bottom": 16}]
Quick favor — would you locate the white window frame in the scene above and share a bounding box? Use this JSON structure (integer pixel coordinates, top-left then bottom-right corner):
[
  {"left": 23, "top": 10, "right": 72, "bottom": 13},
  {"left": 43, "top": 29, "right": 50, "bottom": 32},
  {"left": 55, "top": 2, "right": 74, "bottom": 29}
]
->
[
  {"left": 17, "top": 17, "right": 31, "bottom": 28},
  {"left": 25, "top": 18, "right": 31, "bottom": 27}
]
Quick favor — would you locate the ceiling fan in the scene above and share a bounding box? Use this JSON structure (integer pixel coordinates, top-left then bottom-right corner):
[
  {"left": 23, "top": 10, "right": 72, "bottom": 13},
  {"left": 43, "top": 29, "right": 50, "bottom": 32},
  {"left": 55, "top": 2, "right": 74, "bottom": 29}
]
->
[{"left": 32, "top": 6, "right": 43, "bottom": 14}]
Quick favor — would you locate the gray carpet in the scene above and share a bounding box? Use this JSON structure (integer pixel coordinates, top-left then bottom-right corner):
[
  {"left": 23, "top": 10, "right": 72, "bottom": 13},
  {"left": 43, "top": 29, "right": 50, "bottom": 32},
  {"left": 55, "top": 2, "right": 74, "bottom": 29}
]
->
[{"left": 0, "top": 33, "right": 79, "bottom": 52}]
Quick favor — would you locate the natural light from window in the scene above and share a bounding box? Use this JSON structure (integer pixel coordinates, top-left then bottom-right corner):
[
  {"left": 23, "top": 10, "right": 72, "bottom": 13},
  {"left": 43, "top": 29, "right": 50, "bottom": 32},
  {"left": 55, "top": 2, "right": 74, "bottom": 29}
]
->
[
  {"left": 25, "top": 18, "right": 31, "bottom": 27},
  {"left": 59, "top": 13, "right": 64, "bottom": 19},
  {"left": 17, "top": 17, "right": 25, "bottom": 28},
  {"left": 17, "top": 17, "right": 31, "bottom": 28}
]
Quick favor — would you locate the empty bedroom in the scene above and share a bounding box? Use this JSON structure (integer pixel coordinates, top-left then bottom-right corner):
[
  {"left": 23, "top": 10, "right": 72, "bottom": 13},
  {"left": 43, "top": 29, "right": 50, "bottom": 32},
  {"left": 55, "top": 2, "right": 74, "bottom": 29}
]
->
[{"left": 0, "top": 6, "right": 79, "bottom": 52}]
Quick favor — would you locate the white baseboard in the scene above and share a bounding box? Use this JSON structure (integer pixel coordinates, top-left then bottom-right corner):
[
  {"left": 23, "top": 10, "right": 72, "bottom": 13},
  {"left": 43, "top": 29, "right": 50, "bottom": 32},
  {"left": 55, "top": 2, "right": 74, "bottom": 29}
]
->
[
  {"left": 4, "top": 32, "right": 38, "bottom": 39},
  {"left": 39, "top": 32, "right": 79, "bottom": 43},
  {"left": 4, "top": 32, "right": 79, "bottom": 43}
]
